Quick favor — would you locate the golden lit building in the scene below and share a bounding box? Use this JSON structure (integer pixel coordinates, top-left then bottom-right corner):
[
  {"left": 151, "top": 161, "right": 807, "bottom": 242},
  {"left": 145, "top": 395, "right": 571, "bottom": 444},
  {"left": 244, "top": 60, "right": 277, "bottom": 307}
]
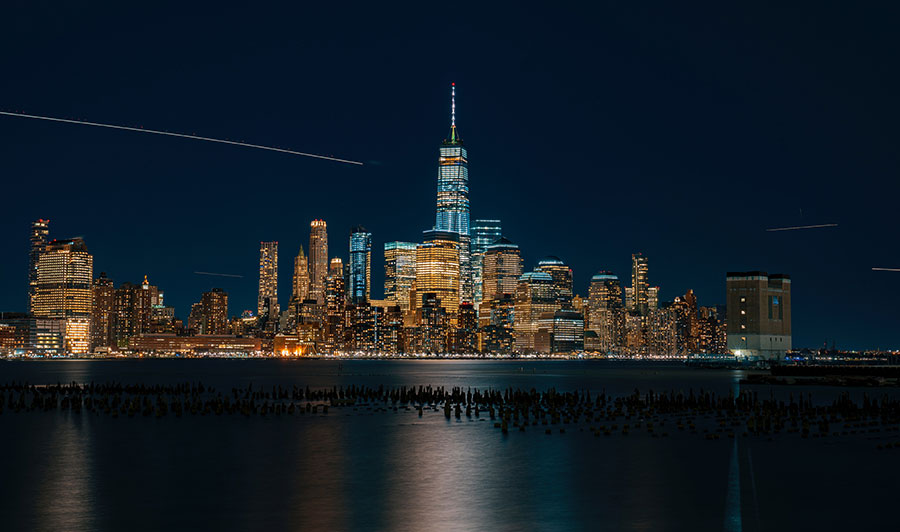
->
[
  {"left": 513, "top": 271, "right": 558, "bottom": 353},
  {"left": 291, "top": 245, "right": 310, "bottom": 303},
  {"left": 257, "top": 241, "right": 279, "bottom": 320},
  {"left": 384, "top": 241, "right": 417, "bottom": 314},
  {"left": 200, "top": 288, "right": 229, "bottom": 335},
  {"left": 414, "top": 230, "right": 460, "bottom": 322},
  {"left": 33, "top": 238, "right": 93, "bottom": 354},
  {"left": 309, "top": 220, "right": 329, "bottom": 304},
  {"left": 91, "top": 272, "right": 116, "bottom": 351},
  {"left": 481, "top": 237, "right": 522, "bottom": 305}
]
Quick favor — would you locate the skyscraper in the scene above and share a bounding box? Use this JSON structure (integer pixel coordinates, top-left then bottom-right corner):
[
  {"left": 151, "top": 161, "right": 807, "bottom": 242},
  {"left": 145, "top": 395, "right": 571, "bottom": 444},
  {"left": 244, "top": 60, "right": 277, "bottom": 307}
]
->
[
  {"left": 199, "top": 288, "right": 229, "bottom": 335},
  {"left": 414, "top": 230, "right": 460, "bottom": 321},
  {"left": 587, "top": 272, "right": 624, "bottom": 352},
  {"left": 291, "top": 245, "right": 310, "bottom": 303},
  {"left": 257, "top": 241, "right": 279, "bottom": 319},
  {"left": 481, "top": 237, "right": 523, "bottom": 304},
  {"left": 384, "top": 242, "right": 417, "bottom": 313},
  {"left": 309, "top": 220, "right": 329, "bottom": 304},
  {"left": 726, "top": 272, "right": 792, "bottom": 359},
  {"left": 537, "top": 256, "right": 574, "bottom": 309},
  {"left": 514, "top": 271, "right": 558, "bottom": 353},
  {"left": 28, "top": 219, "right": 50, "bottom": 313},
  {"left": 91, "top": 272, "right": 116, "bottom": 351},
  {"left": 33, "top": 238, "right": 93, "bottom": 354},
  {"left": 349, "top": 226, "right": 372, "bottom": 304},
  {"left": 435, "top": 84, "right": 473, "bottom": 303},
  {"left": 471, "top": 219, "right": 502, "bottom": 306},
  {"left": 630, "top": 253, "right": 650, "bottom": 315}
]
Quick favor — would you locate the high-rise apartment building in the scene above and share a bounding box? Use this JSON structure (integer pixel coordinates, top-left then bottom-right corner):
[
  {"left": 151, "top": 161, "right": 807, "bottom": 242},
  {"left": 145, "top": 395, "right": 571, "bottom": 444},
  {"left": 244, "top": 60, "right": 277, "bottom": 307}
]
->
[
  {"left": 28, "top": 219, "right": 50, "bottom": 313},
  {"left": 537, "top": 256, "right": 574, "bottom": 309},
  {"left": 33, "top": 238, "right": 93, "bottom": 354},
  {"left": 91, "top": 272, "right": 116, "bottom": 351},
  {"left": 435, "top": 84, "right": 473, "bottom": 304},
  {"left": 291, "top": 245, "right": 310, "bottom": 303},
  {"left": 587, "top": 272, "right": 624, "bottom": 352},
  {"left": 384, "top": 242, "right": 417, "bottom": 313},
  {"left": 726, "top": 272, "right": 792, "bottom": 360},
  {"left": 414, "top": 230, "right": 460, "bottom": 321},
  {"left": 199, "top": 288, "right": 229, "bottom": 335},
  {"left": 630, "top": 253, "right": 650, "bottom": 315},
  {"left": 481, "top": 237, "right": 522, "bottom": 304},
  {"left": 257, "top": 241, "right": 279, "bottom": 319},
  {"left": 349, "top": 226, "right": 372, "bottom": 304},
  {"left": 309, "top": 220, "right": 329, "bottom": 304}
]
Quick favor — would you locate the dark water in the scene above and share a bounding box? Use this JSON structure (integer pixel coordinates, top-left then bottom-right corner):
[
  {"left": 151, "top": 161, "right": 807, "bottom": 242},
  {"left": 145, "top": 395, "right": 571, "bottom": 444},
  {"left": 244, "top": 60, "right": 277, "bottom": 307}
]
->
[{"left": 0, "top": 359, "right": 897, "bottom": 531}]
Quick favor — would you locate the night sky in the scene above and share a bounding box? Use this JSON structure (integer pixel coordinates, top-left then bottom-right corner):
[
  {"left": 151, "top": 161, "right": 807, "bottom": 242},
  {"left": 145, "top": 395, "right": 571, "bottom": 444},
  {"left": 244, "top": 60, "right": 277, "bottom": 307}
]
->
[{"left": 2, "top": 3, "right": 898, "bottom": 349}]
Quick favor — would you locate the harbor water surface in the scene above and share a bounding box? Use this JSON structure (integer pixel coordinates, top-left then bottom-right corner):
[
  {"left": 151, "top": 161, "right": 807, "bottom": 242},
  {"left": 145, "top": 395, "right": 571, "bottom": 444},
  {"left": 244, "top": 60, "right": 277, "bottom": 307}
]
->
[{"left": 0, "top": 359, "right": 896, "bottom": 531}]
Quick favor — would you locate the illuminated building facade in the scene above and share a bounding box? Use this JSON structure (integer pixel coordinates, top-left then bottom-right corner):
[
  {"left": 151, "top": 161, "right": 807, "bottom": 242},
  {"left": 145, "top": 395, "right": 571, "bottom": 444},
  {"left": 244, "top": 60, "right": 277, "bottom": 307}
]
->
[
  {"left": 630, "top": 253, "right": 650, "bottom": 315},
  {"left": 587, "top": 272, "right": 624, "bottom": 352},
  {"left": 308, "top": 220, "right": 329, "bottom": 304},
  {"left": 349, "top": 226, "right": 372, "bottom": 304},
  {"left": 33, "top": 238, "right": 93, "bottom": 354},
  {"left": 414, "top": 230, "right": 460, "bottom": 321},
  {"left": 537, "top": 256, "right": 574, "bottom": 309},
  {"left": 199, "top": 288, "right": 229, "bottom": 335},
  {"left": 257, "top": 241, "right": 279, "bottom": 320},
  {"left": 514, "top": 271, "right": 558, "bottom": 353},
  {"left": 726, "top": 272, "right": 792, "bottom": 360},
  {"left": 435, "top": 84, "right": 472, "bottom": 304},
  {"left": 291, "top": 245, "right": 310, "bottom": 303},
  {"left": 384, "top": 242, "right": 417, "bottom": 313},
  {"left": 28, "top": 219, "right": 50, "bottom": 313},
  {"left": 471, "top": 219, "right": 502, "bottom": 306},
  {"left": 91, "top": 272, "right": 116, "bottom": 351},
  {"left": 481, "top": 237, "right": 522, "bottom": 304},
  {"left": 551, "top": 309, "right": 584, "bottom": 353}
]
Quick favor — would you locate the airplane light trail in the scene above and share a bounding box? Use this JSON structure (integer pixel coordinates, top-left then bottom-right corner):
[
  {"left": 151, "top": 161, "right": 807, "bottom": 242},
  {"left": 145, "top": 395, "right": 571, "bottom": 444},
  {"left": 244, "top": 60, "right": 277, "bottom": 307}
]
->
[
  {"left": 766, "top": 223, "right": 838, "bottom": 232},
  {"left": 872, "top": 268, "right": 900, "bottom": 273},
  {"left": 194, "top": 271, "right": 244, "bottom": 278},
  {"left": 0, "top": 110, "right": 363, "bottom": 165}
]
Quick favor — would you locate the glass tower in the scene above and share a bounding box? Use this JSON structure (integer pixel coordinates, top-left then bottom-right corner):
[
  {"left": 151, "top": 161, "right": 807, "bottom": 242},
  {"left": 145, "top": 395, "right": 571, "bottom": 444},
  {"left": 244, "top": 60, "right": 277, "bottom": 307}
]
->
[
  {"left": 384, "top": 242, "right": 417, "bottom": 313},
  {"left": 348, "top": 226, "right": 372, "bottom": 304},
  {"left": 257, "top": 241, "right": 279, "bottom": 319},
  {"left": 435, "top": 83, "right": 473, "bottom": 304}
]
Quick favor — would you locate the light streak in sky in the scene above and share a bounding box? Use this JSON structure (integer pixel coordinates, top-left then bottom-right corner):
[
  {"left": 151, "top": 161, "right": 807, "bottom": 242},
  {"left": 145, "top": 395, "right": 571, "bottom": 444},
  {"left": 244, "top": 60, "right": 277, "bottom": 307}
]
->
[
  {"left": 194, "top": 271, "right": 244, "bottom": 278},
  {"left": 0, "top": 110, "right": 363, "bottom": 165},
  {"left": 766, "top": 223, "right": 838, "bottom": 232},
  {"left": 872, "top": 268, "right": 900, "bottom": 272}
]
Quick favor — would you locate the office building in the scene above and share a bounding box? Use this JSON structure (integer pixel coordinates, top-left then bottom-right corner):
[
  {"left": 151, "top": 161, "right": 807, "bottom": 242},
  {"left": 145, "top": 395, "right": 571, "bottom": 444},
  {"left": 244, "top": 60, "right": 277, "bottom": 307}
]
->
[
  {"left": 514, "top": 271, "right": 559, "bottom": 353},
  {"left": 91, "top": 272, "right": 116, "bottom": 351},
  {"left": 587, "top": 272, "right": 624, "bottom": 352},
  {"left": 28, "top": 219, "right": 50, "bottom": 313},
  {"left": 257, "top": 241, "right": 279, "bottom": 320},
  {"left": 471, "top": 220, "right": 502, "bottom": 305},
  {"left": 630, "top": 253, "right": 650, "bottom": 315},
  {"left": 291, "top": 245, "right": 310, "bottom": 303},
  {"left": 414, "top": 230, "right": 460, "bottom": 321},
  {"left": 481, "top": 237, "right": 522, "bottom": 304},
  {"left": 435, "top": 84, "right": 473, "bottom": 304},
  {"left": 348, "top": 226, "right": 372, "bottom": 304},
  {"left": 384, "top": 242, "right": 417, "bottom": 313},
  {"left": 33, "top": 238, "right": 93, "bottom": 354},
  {"left": 726, "top": 272, "right": 792, "bottom": 360},
  {"left": 309, "top": 220, "right": 329, "bottom": 304},
  {"left": 537, "top": 256, "right": 574, "bottom": 309}
]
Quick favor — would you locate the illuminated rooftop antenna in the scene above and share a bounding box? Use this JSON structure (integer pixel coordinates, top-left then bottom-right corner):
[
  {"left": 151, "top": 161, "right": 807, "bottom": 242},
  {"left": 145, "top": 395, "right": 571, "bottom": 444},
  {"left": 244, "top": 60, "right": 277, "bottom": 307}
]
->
[{"left": 451, "top": 82, "right": 456, "bottom": 127}]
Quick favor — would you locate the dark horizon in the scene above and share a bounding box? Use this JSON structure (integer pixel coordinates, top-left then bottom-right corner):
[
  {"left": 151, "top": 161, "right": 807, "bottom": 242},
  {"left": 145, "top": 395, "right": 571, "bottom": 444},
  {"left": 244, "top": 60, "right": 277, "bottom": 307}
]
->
[{"left": 2, "top": 3, "right": 898, "bottom": 349}]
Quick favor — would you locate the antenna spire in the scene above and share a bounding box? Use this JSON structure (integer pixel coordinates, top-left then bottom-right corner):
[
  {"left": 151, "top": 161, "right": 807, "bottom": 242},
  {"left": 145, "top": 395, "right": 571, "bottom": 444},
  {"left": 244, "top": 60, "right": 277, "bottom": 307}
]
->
[{"left": 451, "top": 82, "right": 456, "bottom": 127}]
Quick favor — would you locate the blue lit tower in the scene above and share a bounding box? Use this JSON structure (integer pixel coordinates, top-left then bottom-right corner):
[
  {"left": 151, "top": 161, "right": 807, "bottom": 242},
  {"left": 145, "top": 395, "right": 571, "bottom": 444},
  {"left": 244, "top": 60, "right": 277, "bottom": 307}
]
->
[
  {"left": 348, "top": 226, "right": 372, "bottom": 304},
  {"left": 435, "top": 83, "right": 473, "bottom": 303}
]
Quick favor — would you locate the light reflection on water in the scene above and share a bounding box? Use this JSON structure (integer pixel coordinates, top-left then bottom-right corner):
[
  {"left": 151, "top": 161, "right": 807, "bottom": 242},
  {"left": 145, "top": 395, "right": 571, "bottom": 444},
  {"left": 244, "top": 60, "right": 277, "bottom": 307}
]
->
[{"left": 0, "top": 359, "right": 898, "bottom": 531}]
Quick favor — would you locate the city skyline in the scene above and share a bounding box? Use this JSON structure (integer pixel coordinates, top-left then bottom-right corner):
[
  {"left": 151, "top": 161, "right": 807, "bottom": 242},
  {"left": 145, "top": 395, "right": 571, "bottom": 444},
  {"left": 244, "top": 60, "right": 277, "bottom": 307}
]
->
[{"left": 2, "top": 4, "right": 899, "bottom": 349}]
